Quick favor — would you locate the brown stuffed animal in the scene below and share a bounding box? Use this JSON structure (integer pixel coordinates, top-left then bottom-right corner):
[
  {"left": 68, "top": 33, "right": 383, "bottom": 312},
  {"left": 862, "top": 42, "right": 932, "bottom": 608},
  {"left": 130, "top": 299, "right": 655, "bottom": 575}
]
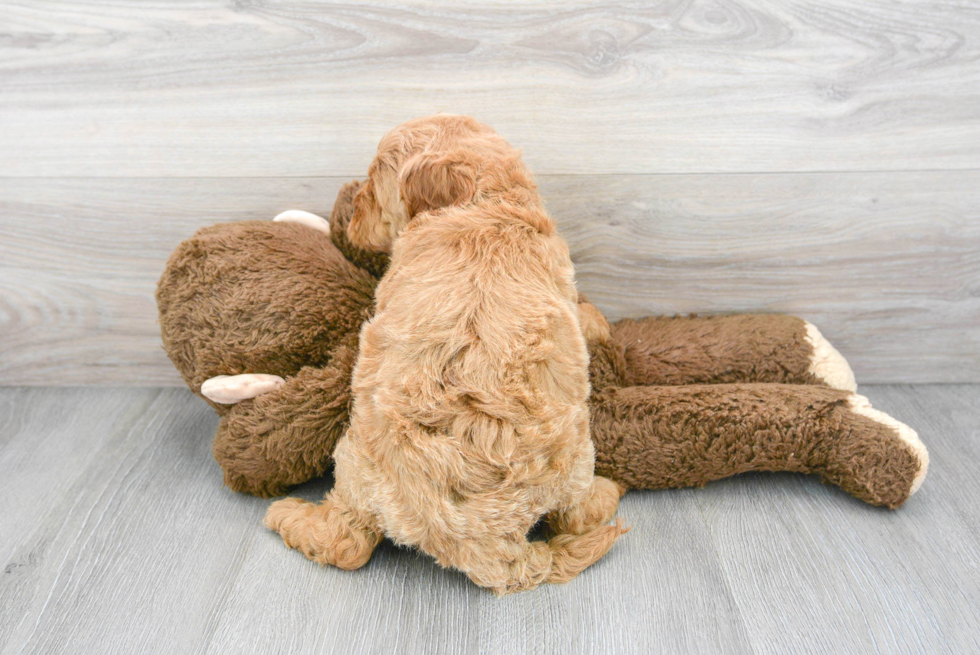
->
[{"left": 157, "top": 182, "right": 927, "bottom": 509}]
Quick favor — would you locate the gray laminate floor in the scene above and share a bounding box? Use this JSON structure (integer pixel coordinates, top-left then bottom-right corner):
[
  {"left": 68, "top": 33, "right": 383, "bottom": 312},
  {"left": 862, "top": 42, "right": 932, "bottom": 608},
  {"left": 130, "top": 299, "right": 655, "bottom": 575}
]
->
[{"left": 1, "top": 385, "right": 978, "bottom": 654}]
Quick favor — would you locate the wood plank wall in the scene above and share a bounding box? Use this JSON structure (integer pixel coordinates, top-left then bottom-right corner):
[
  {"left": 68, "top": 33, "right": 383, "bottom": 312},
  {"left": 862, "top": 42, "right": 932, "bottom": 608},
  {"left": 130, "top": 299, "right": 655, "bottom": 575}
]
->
[{"left": 1, "top": 1, "right": 978, "bottom": 384}]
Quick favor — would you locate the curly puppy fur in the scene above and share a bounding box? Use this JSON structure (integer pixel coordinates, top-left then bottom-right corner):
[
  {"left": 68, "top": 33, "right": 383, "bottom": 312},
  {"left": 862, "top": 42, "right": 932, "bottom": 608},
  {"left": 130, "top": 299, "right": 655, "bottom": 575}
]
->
[{"left": 267, "top": 115, "right": 626, "bottom": 594}]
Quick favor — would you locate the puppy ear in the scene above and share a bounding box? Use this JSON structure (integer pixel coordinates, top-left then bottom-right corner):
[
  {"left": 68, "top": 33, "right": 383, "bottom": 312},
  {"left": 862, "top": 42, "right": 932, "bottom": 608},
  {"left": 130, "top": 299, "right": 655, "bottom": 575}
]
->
[
  {"left": 347, "top": 180, "right": 386, "bottom": 250},
  {"left": 398, "top": 150, "right": 477, "bottom": 217}
]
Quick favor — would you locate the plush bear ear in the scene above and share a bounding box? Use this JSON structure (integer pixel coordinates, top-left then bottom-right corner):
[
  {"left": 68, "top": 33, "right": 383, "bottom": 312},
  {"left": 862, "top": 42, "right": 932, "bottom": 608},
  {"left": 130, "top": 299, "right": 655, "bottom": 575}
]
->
[{"left": 398, "top": 150, "right": 477, "bottom": 218}]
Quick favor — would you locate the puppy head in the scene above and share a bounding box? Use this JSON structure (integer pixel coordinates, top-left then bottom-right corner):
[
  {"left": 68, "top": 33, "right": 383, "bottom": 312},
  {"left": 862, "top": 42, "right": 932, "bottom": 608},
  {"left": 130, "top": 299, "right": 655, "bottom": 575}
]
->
[{"left": 348, "top": 115, "right": 486, "bottom": 252}]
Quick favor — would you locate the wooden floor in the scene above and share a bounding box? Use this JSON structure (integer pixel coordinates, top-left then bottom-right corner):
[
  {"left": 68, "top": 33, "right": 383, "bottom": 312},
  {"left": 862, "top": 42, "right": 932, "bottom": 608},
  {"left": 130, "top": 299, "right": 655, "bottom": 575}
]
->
[{"left": 0, "top": 384, "right": 977, "bottom": 654}]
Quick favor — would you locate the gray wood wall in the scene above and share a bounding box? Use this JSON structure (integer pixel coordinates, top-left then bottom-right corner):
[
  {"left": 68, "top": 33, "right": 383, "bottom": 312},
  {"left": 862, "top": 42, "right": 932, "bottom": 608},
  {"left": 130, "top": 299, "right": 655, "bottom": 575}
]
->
[{"left": 1, "top": 1, "right": 978, "bottom": 385}]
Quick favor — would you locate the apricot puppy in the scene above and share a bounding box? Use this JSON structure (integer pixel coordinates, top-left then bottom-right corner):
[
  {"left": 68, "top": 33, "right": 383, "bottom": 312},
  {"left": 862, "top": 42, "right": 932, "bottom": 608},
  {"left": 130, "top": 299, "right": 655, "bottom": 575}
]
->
[{"left": 266, "top": 115, "right": 627, "bottom": 594}]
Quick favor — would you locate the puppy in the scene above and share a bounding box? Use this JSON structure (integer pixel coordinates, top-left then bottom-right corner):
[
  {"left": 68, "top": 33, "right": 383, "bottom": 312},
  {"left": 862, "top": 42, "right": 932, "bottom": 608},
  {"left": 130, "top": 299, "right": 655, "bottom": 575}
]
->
[{"left": 266, "top": 115, "right": 626, "bottom": 594}]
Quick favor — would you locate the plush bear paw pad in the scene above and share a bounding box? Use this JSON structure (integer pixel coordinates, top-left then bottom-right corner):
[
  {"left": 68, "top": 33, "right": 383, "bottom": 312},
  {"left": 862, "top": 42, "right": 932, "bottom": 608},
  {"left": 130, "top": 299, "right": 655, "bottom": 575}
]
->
[
  {"left": 201, "top": 374, "right": 286, "bottom": 404},
  {"left": 805, "top": 322, "right": 857, "bottom": 392},
  {"left": 273, "top": 210, "right": 331, "bottom": 236}
]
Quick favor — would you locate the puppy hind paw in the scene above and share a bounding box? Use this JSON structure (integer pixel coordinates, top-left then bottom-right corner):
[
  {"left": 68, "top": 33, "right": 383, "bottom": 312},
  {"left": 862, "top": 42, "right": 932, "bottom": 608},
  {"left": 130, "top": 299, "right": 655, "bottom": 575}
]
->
[
  {"left": 549, "top": 476, "right": 624, "bottom": 536},
  {"left": 546, "top": 519, "right": 630, "bottom": 585}
]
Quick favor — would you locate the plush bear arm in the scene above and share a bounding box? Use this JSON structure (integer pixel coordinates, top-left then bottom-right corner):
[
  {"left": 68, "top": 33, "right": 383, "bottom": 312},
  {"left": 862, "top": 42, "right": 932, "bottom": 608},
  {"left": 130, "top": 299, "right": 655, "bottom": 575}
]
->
[
  {"left": 609, "top": 314, "right": 856, "bottom": 391},
  {"left": 212, "top": 336, "right": 358, "bottom": 498},
  {"left": 589, "top": 383, "right": 926, "bottom": 508}
]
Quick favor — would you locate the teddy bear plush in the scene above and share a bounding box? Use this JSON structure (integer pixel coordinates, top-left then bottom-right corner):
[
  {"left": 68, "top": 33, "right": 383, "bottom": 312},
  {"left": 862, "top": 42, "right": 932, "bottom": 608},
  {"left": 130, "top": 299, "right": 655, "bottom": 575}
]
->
[{"left": 157, "top": 182, "right": 928, "bottom": 509}]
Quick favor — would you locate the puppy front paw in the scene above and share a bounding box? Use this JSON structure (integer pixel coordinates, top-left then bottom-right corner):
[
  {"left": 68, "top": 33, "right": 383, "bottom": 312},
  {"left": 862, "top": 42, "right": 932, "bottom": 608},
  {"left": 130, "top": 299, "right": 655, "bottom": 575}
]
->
[{"left": 264, "top": 497, "right": 313, "bottom": 533}]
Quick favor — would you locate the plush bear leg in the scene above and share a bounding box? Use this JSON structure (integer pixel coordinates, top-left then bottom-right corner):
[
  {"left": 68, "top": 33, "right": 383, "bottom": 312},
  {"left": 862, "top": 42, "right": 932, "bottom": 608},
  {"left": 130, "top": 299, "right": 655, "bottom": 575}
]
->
[
  {"left": 213, "top": 358, "right": 355, "bottom": 498},
  {"left": 590, "top": 383, "right": 927, "bottom": 508},
  {"left": 608, "top": 314, "right": 855, "bottom": 391}
]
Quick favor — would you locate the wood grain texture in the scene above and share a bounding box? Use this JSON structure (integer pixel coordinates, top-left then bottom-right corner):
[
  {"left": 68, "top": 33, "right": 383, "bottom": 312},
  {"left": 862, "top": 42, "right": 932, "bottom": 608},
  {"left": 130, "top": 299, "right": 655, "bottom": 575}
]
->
[
  {"left": 2, "top": 172, "right": 977, "bottom": 385},
  {"left": 1, "top": 385, "right": 977, "bottom": 654},
  {"left": 0, "top": 388, "right": 157, "bottom": 565},
  {"left": 204, "top": 481, "right": 754, "bottom": 655},
  {"left": 548, "top": 172, "right": 980, "bottom": 384},
  {"left": 0, "top": 388, "right": 260, "bottom": 655},
  {"left": 1, "top": 1, "right": 979, "bottom": 177}
]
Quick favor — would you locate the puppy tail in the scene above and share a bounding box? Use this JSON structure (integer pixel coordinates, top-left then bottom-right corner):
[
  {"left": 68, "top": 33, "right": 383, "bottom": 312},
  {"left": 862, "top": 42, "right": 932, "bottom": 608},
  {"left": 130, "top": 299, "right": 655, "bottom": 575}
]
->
[{"left": 546, "top": 519, "right": 630, "bottom": 584}]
